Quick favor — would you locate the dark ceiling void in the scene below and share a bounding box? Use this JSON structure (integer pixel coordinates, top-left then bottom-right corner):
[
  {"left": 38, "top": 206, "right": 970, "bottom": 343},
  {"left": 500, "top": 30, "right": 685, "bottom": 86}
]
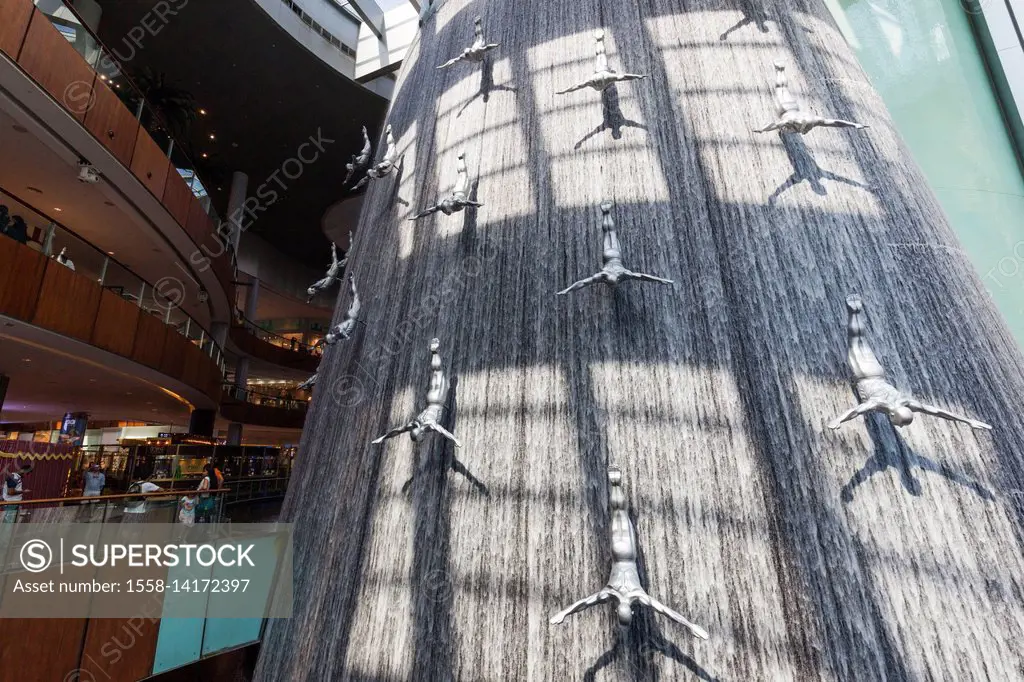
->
[{"left": 95, "top": 0, "right": 388, "bottom": 263}]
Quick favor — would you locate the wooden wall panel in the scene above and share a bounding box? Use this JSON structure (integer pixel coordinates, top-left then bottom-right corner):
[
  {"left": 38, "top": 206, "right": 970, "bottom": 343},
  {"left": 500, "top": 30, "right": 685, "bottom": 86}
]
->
[
  {"left": 78, "top": 617, "right": 162, "bottom": 682},
  {"left": 83, "top": 78, "right": 140, "bottom": 167},
  {"left": 0, "top": 235, "right": 45, "bottom": 321},
  {"left": 159, "top": 330, "right": 187, "bottom": 379},
  {"left": 161, "top": 171, "right": 192, "bottom": 227},
  {"left": 130, "top": 132, "right": 171, "bottom": 199},
  {"left": 17, "top": 10, "right": 96, "bottom": 122},
  {"left": 131, "top": 311, "right": 168, "bottom": 370},
  {"left": 0, "top": 0, "right": 33, "bottom": 59},
  {"left": 0, "top": 618, "right": 89, "bottom": 680},
  {"left": 91, "top": 289, "right": 140, "bottom": 356},
  {"left": 32, "top": 260, "right": 102, "bottom": 342},
  {"left": 186, "top": 195, "right": 214, "bottom": 246}
]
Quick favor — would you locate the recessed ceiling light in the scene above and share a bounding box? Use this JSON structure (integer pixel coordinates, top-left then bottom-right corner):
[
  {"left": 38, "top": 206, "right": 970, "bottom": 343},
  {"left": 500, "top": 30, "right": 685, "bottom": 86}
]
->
[
  {"left": 209, "top": 134, "right": 216, "bottom": 140},
  {"left": 21, "top": 358, "right": 31, "bottom": 362},
  {"left": 53, "top": 207, "right": 62, "bottom": 212},
  {"left": 12, "top": 124, "right": 28, "bottom": 133},
  {"left": 26, "top": 186, "right": 42, "bottom": 194},
  {"left": 199, "top": 109, "right": 207, "bottom": 115},
  {"left": 231, "top": 143, "right": 238, "bottom": 148},
  {"left": 107, "top": 251, "right": 114, "bottom": 255},
  {"left": 201, "top": 153, "right": 208, "bottom": 159}
]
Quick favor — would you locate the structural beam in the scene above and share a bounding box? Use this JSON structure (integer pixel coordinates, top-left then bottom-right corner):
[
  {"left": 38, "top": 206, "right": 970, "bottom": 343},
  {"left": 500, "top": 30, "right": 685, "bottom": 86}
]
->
[{"left": 348, "top": 0, "right": 386, "bottom": 41}]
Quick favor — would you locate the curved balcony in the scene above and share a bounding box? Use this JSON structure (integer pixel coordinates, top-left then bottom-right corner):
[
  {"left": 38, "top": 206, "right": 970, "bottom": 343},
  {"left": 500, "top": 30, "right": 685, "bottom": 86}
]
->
[
  {"left": 229, "top": 316, "right": 321, "bottom": 373},
  {"left": 0, "top": 0, "right": 234, "bottom": 316},
  {"left": 220, "top": 384, "right": 308, "bottom": 429},
  {"left": 0, "top": 232, "right": 224, "bottom": 405}
]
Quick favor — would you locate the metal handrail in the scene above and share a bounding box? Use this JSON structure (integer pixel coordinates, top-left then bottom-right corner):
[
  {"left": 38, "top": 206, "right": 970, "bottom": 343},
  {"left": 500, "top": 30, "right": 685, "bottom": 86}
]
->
[{"left": 237, "top": 315, "right": 322, "bottom": 355}]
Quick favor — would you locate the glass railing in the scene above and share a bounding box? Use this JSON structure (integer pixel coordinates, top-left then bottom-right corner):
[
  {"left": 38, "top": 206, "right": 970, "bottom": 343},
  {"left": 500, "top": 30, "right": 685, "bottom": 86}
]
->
[
  {"left": 0, "top": 488, "right": 229, "bottom": 525},
  {"left": 223, "top": 384, "right": 310, "bottom": 411},
  {"left": 29, "top": 1, "right": 230, "bottom": 258},
  {"left": 71, "top": 444, "right": 293, "bottom": 491},
  {"left": 238, "top": 315, "right": 323, "bottom": 357},
  {"left": 0, "top": 188, "right": 226, "bottom": 373}
]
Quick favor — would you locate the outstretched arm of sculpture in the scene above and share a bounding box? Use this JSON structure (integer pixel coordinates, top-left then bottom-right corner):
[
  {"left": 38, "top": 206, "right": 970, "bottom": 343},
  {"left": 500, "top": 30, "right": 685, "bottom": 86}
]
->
[
  {"left": 427, "top": 422, "right": 463, "bottom": 448},
  {"left": 826, "top": 400, "right": 881, "bottom": 429},
  {"left": 906, "top": 400, "right": 992, "bottom": 430},
  {"left": 817, "top": 117, "right": 869, "bottom": 130},
  {"left": 436, "top": 54, "right": 466, "bottom": 70},
  {"left": 409, "top": 205, "right": 442, "bottom": 221},
  {"left": 549, "top": 590, "right": 612, "bottom": 624},
  {"left": 350, "top": 176, "right": 369, "bottom": 191},
  {"left": 623, "top": 271, "right": 674, "bottom": 285},
  {"left": 557, "top": 273, "right": 604, "bottom": 295},
  {"left": 372, "top": 423, "right": 415, "bottom": 444},
  {"left": 634, "top": 593, "right": 710, "bottom": 640},
  {"left": 613, "top": 73, "right": 647, "bottom": 83},
  {"left": 298, "top": 374, "right": 318, "bottom": 391},
  {"left": 556, "top": 81, "right": 594, "bottom": 95},
  {"left": 753, "top": 119, "right": 786, "bottom": 133}
]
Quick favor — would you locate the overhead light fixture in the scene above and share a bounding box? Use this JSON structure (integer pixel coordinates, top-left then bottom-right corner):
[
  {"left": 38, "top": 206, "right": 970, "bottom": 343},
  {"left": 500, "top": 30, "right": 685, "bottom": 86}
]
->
[
  {"left": 201, "top": 153, "right": 208, "bottom": 159},
  {"left": 107, "top": 251, "right": 114, "bottom": 255},
  {"left": 209, "top": 134, "right": 216, "bottom": 140},
  {"left": 22, "top": 358, "right": 31, "bottom": 362},
  {"left": 53, "top": 207, "right": 62, "bottom": 212},
  {"left": 199, "top": 109, "right": 207, "bottom": 115}
]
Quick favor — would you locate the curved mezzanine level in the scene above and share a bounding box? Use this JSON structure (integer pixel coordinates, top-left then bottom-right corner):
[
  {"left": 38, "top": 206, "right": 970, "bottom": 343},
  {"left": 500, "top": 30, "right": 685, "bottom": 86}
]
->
[{"left": 0, "top": 0, "right": 234, "bottom": 323}]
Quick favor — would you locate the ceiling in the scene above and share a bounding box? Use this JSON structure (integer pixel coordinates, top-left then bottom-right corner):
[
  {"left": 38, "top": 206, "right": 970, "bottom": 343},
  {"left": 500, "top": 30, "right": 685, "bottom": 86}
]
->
[
  {"left": 0, "top": 324, "right": 194, "bottom": 425},
  {"left": 95, "top": 0, "right": 389, "bottom": 264}
]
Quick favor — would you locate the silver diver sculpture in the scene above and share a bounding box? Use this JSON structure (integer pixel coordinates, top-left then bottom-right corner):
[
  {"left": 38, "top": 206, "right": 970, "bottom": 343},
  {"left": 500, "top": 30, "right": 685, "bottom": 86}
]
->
[
  {"left": 557, "top": 29, "right": 646, "bottom": 95},
  {"left": 558, "top": 201, "right": 673, "bottom": 295},
  {"left": 306, "top": 241, "right": 346, "bottom": 302},
  {"left": 754, "top": 62, "right": 868, "bottom": 135},
  {"left": 436, "top": 16, "right": 499, "bottom": 69},
  {"left": 828, "top": 295, "right": 992, "bottom": 431},
  {"left": 550, "top": 466, "right": 709, "bottom": 639},
  {"left": 321, "top": 275, "right": 361, "bottom": 345},
  {"left": 343, "top": 126, "right": 373, "bottom": 187},
  {"left": 372, "top": 338, "right": 462, "bottom": 447},
  {"left": 409, "top": 151, "right": 483, "bottom": 221},
  {"left": 352, "top": 125, "right": 397, "bottom": 190}
]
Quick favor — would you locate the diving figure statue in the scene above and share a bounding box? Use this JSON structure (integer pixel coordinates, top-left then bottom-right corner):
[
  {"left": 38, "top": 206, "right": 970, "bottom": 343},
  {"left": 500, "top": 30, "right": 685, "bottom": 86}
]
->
[
  {"left": 827, "top": 295, "right": 991, "bottom": 430},
  {"left": 557, "top": 201, "right": 673, "bottom": 295},
  {"left": 372, "top": 338, "right": 462, "bottom": 447},
  {"left": 320, "top": 275, "right": 361, "bottom": 346},
  {"left": 352, "top": 125, "right": 398, "bottom": 190},
  {"left": 556, "top": 29, "right": 646, "bottom": 95},
  {"left": 306, "top": 241, "right": 346, "bottom": 302},
  {"left": 409, "top": 152, "right": 483, "bottom": 220},
  {"left": 550, "top": 466, "right": 709, "bottom": 639},
  {"left": 436, "top": 16, "right": 499, "bottom": 69},
  {"left": 343, "top": 126, "right": 373, "bottom": 187},
  {"left": 754, "top": 62, "right": 868, "bottom": 135}
]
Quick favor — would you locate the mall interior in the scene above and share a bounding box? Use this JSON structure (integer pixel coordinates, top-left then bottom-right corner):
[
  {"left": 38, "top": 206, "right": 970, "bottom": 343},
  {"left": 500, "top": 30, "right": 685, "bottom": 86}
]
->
[{"left": 0, "top": 0, "right": 1021, "bottom": 679}]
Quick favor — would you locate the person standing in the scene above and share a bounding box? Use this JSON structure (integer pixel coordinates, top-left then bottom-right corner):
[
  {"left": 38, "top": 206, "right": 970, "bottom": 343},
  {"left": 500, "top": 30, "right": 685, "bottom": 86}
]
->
[
  {"left": 2, "top": 463, "right": 33, "bottom": 523},
  {"left": 82, "top": 463, "right": 105, "bottom": 497},
  {"left": 196, "top": 464, "right": 216, "bottom": 523}
]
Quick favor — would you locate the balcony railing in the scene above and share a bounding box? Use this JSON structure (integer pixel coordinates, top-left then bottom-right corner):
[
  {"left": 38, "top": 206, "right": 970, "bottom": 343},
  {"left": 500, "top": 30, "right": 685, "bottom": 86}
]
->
[
  {"left": 0, "top": 187, "right": 226, "bottom": 372},
  {"left": 237, "top": 315, "right": 323, "bottom": 357}
]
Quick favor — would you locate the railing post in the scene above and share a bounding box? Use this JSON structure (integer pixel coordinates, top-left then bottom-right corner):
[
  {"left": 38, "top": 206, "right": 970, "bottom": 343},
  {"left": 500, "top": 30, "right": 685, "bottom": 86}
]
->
[
  {"left": 135, "top": 99, "right": 145, "bottom": 121},
  {"left": 138, "top": 282, "right": 146, "bottom": 308},
  {"left": 42, "top": 223, "right": 56, "bottom": 256},
  {"left": 166, "top": 138, "right": 175, "bottom": 159},
  {"left": 98, "top": 256, "right": 109, "bottom": 286},
  {"left": 165, "top": 304, "right": 172, "bottom": 324}
]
